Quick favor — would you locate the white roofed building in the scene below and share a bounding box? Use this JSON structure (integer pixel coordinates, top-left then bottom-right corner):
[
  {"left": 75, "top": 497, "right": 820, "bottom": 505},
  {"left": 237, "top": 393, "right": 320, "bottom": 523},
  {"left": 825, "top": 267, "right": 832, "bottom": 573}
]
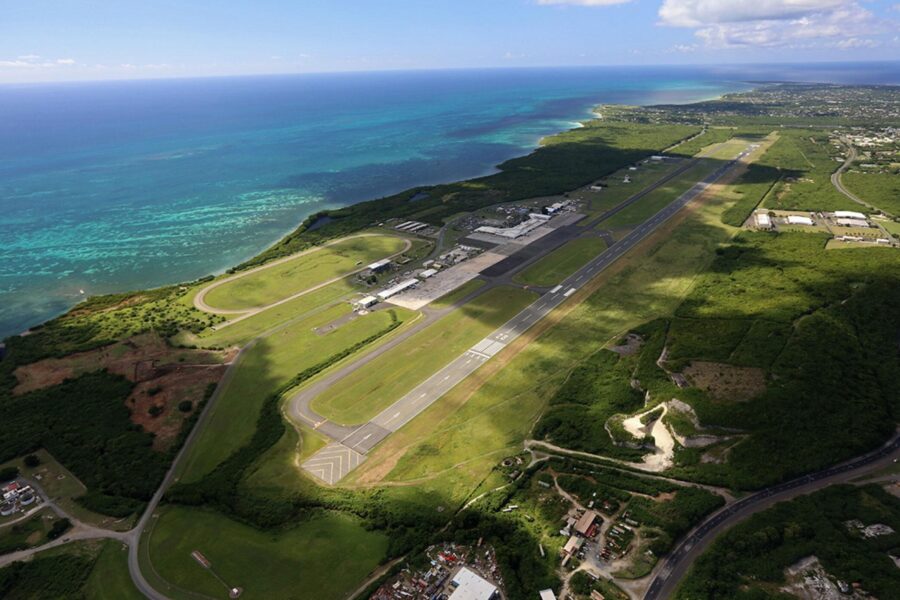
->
[
  {"left": 836, "top": 218, "right": 870, "bottom": 228},
  {"left": 449, "top": 567, "right": 498, "bottom": 600},
  {"left": 787, "top": 215, "right": 814, "bottom": 226},
  {"left": 834, "top": 210, "right": 867, "bottom": 220}
]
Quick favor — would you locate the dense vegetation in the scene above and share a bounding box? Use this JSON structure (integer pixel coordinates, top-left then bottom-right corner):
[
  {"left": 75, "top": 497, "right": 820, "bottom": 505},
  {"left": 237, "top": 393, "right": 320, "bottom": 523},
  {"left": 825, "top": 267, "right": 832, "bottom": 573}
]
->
[
  {"left": 677, "top": 485, "right": 900, "bottom": 599},
  {"left": 0, "top": 371, "right": 167, "bottom": 516},
  {"left": 534, "top": 349, "right": 646, "bottom": 459},
  {"left": 535, "top": 231, "right": 900, "bottom": 490},
  {"left": 0, "top": 554, "right": 95, "bottom": 599}
]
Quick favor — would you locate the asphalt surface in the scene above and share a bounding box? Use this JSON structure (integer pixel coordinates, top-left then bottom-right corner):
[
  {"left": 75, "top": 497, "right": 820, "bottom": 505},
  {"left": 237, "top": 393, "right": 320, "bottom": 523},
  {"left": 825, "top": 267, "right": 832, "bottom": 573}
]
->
[
  {"left": 299, "top": 143, "right": 753, "bottom": 484},
  {"left": 645, "top": 431, "right": 900, "bottom": 600}
]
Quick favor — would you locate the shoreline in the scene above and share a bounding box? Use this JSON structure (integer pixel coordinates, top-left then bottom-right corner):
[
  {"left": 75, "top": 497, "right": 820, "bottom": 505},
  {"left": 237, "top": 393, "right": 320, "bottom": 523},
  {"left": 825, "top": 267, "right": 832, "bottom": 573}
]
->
[{"left": 5, "top": 83, "right": 750, "bottom": 340}]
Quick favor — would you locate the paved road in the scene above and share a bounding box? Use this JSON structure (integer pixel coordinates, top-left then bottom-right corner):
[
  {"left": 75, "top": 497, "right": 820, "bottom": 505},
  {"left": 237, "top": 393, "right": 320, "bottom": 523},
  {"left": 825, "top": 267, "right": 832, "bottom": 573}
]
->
[
  {"left": 299, "top": 143, "right": 754, "bottom": 484},
  {"left": 830, "top": 139, "right": 891, "bottom": 217},
  {"left": 645, "top": 430, "right": 900, "bottom": 599}
]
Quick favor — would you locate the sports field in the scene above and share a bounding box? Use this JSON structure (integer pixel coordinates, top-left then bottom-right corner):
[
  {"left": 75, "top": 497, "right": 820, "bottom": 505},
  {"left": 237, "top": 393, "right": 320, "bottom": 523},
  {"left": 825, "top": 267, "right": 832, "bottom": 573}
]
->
[
  {"left": 515, "top": 237, "right": 607, "bottom": 287},
  {"left": 147, "top": 506, "right": 388, "bottom": 600},
  {"left": 311, "top": 286, "right": 538, "bottom": 425},
  {"left": 179, "top": 303, "right": 414, "bottom": 482},
  {"left": 202, "top": 234, "right": 409, "bottom": 311}
]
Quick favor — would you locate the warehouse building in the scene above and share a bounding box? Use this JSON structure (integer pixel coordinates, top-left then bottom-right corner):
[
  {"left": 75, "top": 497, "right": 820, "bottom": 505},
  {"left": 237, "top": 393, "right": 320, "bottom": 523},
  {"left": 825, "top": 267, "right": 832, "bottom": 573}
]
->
[
  {"left": 575, "top": 510, "right": 599, "bottom": 536},
  {"left": 787, "top": 215, "right": 814, "bottom": 226},
  {"left": 449, "top": 567, "right": 498, "bottom": 600},
  {"left": 367, "top": 258, "right": 392, "bottom": 274},
  {"left": 836, "top": 217, "right": 870, "bottom": 228},
  {"left": 755, "top": 212, "right": 772, "bottom": 229},
  {"left": 834, "top": 210, "right": 867, "bottom": 220}
]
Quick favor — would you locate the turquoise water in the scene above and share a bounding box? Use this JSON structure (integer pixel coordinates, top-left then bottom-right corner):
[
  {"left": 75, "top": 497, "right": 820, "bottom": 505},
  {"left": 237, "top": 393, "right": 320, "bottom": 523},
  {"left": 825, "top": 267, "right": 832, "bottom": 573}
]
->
[{"left": 0, "top": 63, "right": 895, "bottom": 338}]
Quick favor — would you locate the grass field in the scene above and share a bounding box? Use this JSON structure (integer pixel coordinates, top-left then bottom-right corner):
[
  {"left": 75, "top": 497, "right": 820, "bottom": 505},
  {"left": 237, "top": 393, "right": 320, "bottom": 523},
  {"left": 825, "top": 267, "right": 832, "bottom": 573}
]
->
[
  {"left": 186, "top": 279, "right": 357, "bottom": 349},
  {"left": 514, "top": 237, "right": 607, "bottom": 287},
  {"left": 573, "top": 160, "right": 681, "bottom": 220},
  {"left": 202, "top": 235, "right": 409, "bottom": 311},
  {"left": 598, "top": 159, "right": 718, "bottom": 229},
  {"left": 312, "top": 286, "right": 538, "bottom": 425},
  {"left": 147, "top": 506, "right": 388, "bottom": 600},
  {"left": 179, "top": 304, "right": 415, "bottom": 482},
  {"left": 842, "top": 171, "right": 900, "bottom": 215},
  {"left": 83, "top": 541, "right": 144, "bottom": 600}
]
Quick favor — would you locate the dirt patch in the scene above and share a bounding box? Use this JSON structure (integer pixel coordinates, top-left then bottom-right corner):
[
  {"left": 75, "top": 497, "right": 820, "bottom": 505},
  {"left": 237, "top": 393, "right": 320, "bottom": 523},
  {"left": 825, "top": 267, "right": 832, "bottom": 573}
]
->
[
  {"left": 683, "top": 361, "right": 766, "bottom": 402},
  {"left": 13, "top": 333, "right": 232, "bottom": 395},
  {"left": 609, "top": 333, "right": 643, "bottom": 356},
  {"left": 14, "top": 332, "right": 234, "bottom": 452},
  {"left": 781, "top": 556, "right": 866, "bottom": 600}
]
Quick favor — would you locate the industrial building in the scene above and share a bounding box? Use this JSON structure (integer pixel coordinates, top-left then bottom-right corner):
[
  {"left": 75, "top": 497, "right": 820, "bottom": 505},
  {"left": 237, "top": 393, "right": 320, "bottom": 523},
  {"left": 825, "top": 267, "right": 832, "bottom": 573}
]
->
[
  {"left": 355, "top": 296, "right": 378, "bottom": 310},
  {"left": 833, "top": 210, "right": 867, "bottom": 220},
  {"left": 395, "top": 220, "right": 430, "bottom": 233},
  {"left": 539, "top": 590, "right": 557, "bottom": 600},
  {"left": 575, "top": 510, "right": 599, "bottom": 536},
  {"left": 563, "top": 535, "right": 583, "bottom": 555},
  {"left": 419, "top": 268, "right": 438, "bottom": 279},
  {"left": 367, "top": 258, "right": 392, "bottom": 274},
  {"left": 448, "top": 567, "right": 498, "bottom": 600},
  {"left": 835, "top": 217, "right": 870, "bottom": 228},
  {"left": 787, "top": 215, "right": 814, "bottom": 226},
  {"left": 754, "top": 212, "right": 772, "bottom": 229},
  {"left": 377, "top": 279, "right": 418, "bottom": 301}
]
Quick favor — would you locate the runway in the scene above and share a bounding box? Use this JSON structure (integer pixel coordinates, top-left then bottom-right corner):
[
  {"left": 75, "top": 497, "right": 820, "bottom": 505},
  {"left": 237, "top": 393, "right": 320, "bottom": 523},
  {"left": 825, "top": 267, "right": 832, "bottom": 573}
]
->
[{"left": 300, "top": 143, "right": 753, "bottom": 484}]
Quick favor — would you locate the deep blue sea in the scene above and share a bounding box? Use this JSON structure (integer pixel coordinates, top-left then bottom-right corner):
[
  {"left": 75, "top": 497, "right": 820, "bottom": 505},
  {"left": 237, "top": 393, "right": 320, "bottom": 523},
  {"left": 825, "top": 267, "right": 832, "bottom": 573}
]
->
[{"left": 1, "top": 62, "right": 897, "bottom": 338}]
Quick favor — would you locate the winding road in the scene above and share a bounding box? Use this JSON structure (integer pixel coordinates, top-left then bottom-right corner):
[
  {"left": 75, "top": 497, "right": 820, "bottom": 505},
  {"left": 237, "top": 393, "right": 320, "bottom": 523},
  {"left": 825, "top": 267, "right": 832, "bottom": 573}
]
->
[{"left": 644, "top": 430, "right": 900, "bottom": 599}]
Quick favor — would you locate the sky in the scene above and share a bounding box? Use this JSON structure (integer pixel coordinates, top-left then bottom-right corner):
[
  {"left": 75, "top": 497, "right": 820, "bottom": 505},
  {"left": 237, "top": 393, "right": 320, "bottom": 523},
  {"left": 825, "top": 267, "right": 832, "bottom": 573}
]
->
[{"left": 1, "top": 0, "right": 898, "bottom": 83}]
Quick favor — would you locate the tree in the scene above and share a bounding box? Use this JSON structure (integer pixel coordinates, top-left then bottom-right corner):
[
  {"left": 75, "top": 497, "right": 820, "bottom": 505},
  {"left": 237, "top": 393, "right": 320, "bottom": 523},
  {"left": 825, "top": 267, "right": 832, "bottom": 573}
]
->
[
  {"left": 178, "top": 401, "right": 193, "bottom": 413},
  {"left": 0, "top": 467, "right": 19, "bottom": 482},
  {"left": 23, "top": 455, "right": 40, "bottom": 468}
]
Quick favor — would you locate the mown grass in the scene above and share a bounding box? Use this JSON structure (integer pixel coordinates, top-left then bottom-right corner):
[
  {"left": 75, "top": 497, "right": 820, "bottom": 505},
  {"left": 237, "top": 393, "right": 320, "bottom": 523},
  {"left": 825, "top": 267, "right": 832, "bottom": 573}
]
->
[
  {"left": 599, "top": 159, "right": 718, "bottom": 229},
  {"left": 83, "top": 541, "right": 144, "bottom": 600},
  {"left": 202, "top": 235, "right": 408, "bottom": 311},
  {"left": 312, "top": 286, "right": 538, "bottom": 425},
  {"left": 147, "top": 506, "right": 388, "bottom": 600},
  {"left": 186, "top": 279, "right": 357, "bottom": 349},
  {"left": 514, "top": 237, "right": 607, "bottom": 287},
  {"left": 574, "top": 160, "right": 681, "bottom": 220},
  {"left": 179, "top": 305, "right": 414, "bottom": 482}
]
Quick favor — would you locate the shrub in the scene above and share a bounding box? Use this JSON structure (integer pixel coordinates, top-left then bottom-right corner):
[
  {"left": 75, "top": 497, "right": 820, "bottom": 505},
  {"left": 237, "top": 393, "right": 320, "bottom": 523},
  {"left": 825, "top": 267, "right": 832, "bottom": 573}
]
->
[
  {"left": 0, "top": 466, "right": 19, "bottom": 482},
  {"left": 23, "top": 454, "right": 40, "bottom": 468},
  {"left": 177, "top": 400, "right": 193, "bottom": 413}
]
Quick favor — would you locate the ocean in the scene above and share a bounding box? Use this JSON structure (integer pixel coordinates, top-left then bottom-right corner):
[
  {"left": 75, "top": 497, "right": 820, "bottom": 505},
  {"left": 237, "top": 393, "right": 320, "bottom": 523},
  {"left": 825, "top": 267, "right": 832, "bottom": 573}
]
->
[{"left": 1, "top": 62, "right": 897, "bottom": 338}]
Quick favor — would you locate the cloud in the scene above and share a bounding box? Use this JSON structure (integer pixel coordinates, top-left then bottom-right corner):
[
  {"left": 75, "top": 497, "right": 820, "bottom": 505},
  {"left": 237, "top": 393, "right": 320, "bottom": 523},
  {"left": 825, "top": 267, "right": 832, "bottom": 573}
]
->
[
  {"left": 658, "top": 0, "right": 847, "bottom": 27},
  {"left": 659, "top": 0, "right": 884, "bottom": 48},
  {"left": 537, "top": 0, "right": 632, "bottom": 6},
  {"left": 0, "top": 55, "right": 78, "bottom": 69}
]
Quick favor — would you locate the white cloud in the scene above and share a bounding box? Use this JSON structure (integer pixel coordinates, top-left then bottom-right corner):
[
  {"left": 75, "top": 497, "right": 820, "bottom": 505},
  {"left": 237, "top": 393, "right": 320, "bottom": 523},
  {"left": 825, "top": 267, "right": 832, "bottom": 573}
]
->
[
  {"left": 0, "top": 55, "right": 78, "bottom": 69},
  {"left": 659, "top": 0, "right": 884, "bottom": 49},
  {"left": 658, "top": 0, "right": 847, "bottom": 27},
  {"left": 537, "top": 0, "right": 632, "bottom": 6}
]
